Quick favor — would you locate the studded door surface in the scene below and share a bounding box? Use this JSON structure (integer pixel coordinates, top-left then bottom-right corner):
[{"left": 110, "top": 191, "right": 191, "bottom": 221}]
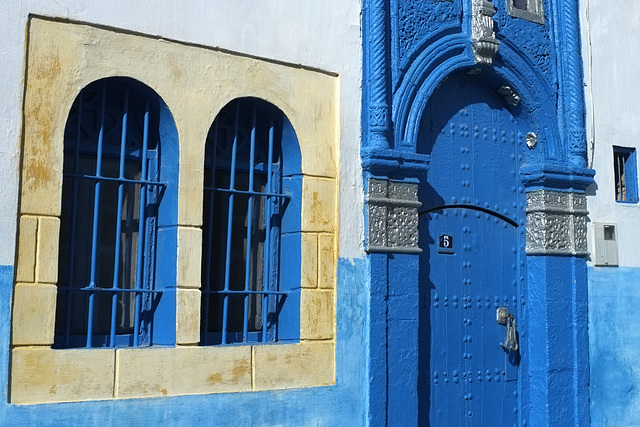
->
[{"left": 418, "top": 72, "right": 525, "bottom": 426}]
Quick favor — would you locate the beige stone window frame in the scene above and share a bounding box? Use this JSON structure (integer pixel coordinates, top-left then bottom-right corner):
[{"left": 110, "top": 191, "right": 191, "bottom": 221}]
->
[{"left": 11, "top": 17, "right": 338, "bottom": 404}]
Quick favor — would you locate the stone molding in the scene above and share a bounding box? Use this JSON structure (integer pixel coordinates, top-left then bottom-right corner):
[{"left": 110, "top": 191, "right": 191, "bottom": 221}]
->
[
  {"left": 366, "top": 0, "right": 391, "bottom": 150},
  {"left": 525, "top": 190, "right": 588, "bottom": 256},
  {"left": 366, "top": 179, "right": 422, "bottom": 254}
]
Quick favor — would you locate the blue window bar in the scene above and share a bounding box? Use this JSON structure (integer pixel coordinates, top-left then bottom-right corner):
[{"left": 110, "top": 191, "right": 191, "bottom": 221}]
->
[
  {"left": 56, "top": 78, "right": 169, "bottom": 348},
  {"left": 201, "top": 98, "right": 293, "bottom": 345},
  {"left": 613, "top": 146, "right": 639, "bottom": 203}
]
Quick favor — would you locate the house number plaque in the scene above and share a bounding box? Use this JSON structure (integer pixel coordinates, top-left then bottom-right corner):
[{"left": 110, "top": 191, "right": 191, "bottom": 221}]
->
[{"left": 438, "top": 234, "right": 454, "bottom": 254}]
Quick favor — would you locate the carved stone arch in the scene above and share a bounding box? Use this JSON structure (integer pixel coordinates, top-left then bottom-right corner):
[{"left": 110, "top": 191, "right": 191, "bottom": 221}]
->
[
  {"left": 393, "top": 33, "right": 473, "bottom": 150},
  {"left": 394, "top": 37, "right": 560, "bottom": 166}
]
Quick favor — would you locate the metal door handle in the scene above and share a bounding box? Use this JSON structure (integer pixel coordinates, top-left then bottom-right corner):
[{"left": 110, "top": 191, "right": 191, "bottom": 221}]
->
[{"left": 496, "top": 307, "right": 518, "bottom": 351}]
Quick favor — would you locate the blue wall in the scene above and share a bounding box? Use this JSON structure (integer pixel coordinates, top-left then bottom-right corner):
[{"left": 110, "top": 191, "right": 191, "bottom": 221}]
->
[
  {"left": 0, "top": 259, "right": 368, "bottom": 425},
  {"left": 589, "top": 267, "right": 640, "bottom": 427}
]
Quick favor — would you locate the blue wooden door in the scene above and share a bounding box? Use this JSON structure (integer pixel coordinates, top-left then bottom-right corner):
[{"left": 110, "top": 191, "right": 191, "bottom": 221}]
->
[{"left": 418, "top": 72, "right": 525, "bottom": 426}]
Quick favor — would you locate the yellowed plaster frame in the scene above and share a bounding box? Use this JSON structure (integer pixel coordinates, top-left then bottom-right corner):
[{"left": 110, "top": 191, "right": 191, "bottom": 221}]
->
[{"left": 11, "top": 17, "right": 338, "bottom": 404}]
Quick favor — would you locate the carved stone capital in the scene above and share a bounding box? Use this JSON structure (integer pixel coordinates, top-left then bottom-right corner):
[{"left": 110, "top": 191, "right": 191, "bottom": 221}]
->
[
  {"left": 525, "top": 190, "right": 588, "bottom": 256},
  {"left": 366, "top": 178, "right": 422, "bottom": 254},
  {"left": 471, "top": 0, "right": 500, "bottom": 65},
  {"left": 369, "top": 103, "right": 390, "bottom": 131}
]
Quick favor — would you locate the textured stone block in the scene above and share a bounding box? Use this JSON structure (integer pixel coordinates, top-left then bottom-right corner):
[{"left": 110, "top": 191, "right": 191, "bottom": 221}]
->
[
  {"left": 176, "top": 288, "right": 201, "bottom": 345},
  {"left": 299, "top": 104, "right": 338, "bottom": 179},
  {"left": 253, "top": 342, "right": 335, "bottom": 390},
  {"left": 526, "top": 190, "right": 589, "bottom": 255},
  {"left": 16, "top": 216, "right": 37, "bottom": 283},
  {"left": 177, "top": 226, "right": 202, "bottom": 289},
  {"left": 300, "top": 289, "right": 335, "bottom": 340},
  {"left": 116, "top": 346, "right": 252, "bottom": 398},
  {"left": 176, "top": 123, "right": 206, "bottom": 227},
  {"left": 36, "top": 216, "right": 60, "bottom": 284},
  {"left": 318, "top": 233, "right": 336, "bottom": 289},
  {"left": 11, "top": 347, "right": 115, "bottom": 404},
  {"left": 301, "top": 233, "right": 318, "bottom": 288},
  {"left": 366, "top": 179, "right": 421, "bottom": 253},
  {"left": 301, "top": 177, "right": 336, "bottom": 233},
  {"left": 11, "top": 282, "right": 57, "bottom": 345}
]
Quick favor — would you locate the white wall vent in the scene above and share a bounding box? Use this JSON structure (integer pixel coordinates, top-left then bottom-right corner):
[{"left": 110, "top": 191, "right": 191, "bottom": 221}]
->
[{"left": 593, "top": 223, "right": 619, "bottom": 266}]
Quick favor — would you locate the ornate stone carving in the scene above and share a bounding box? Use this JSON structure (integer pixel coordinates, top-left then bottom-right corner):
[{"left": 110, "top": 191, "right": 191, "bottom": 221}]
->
[
  {"left": 568, "top": 130, "right": 586, "bottom": 151},
  {"left": 573, "top": 215, "right": 588, "bottom": 253},
  {"left": 387, "top": 207, "right": 419, "bottom": 248},
  {"left": 369, "top": 103, "right": 390, "bottom": 130},
  {"left": 525, "top": 190, "right": 588, "bottom": 256},
  {"left": 369, "top": 204, "right": 388, "bottom": 247},
  {"left": 366, "top": 0, "right": 391, "bottom": 149},
  {"left": 493, "top": 1, "right": 552, "bottom": 80},
  {"left": 388, "top": 181, "right": 419, "bottom": 201},
  {"left": 561, "top": 0, "right": 589, "bottom": 167},
  {"left": 367, "top": 178, "right": 422, "bottom": 253},
  {"left": 397, "top": 0, "right": 462, "bottom": 65},
  {"left": 470, "top": 0, "right": 500, "bottom": 65}
]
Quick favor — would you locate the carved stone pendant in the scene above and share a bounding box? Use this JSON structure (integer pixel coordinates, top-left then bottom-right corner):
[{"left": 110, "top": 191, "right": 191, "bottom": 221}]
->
[{"left": 471, "top": 0, "right": 500, "bottom": 65}]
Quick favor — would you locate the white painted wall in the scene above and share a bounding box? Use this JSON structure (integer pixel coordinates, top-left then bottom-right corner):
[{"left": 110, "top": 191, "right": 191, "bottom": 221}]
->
[
  {"left": 0, "top": 1, "right": 365, "bottom": 266},
  {"left": 581, "top": 0, "right": 640, "bottom": 267},
  {"left": 581, "top": 4, "right": 640, "bottom": 425}
]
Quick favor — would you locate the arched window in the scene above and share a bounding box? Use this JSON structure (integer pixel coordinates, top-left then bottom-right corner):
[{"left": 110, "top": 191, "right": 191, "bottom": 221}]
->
[
  {"left": 201, "top": 98, "right": 300, "bottom": 345},
  {"left": 55, "top": 77, "right": 178, "bottom": 348}
]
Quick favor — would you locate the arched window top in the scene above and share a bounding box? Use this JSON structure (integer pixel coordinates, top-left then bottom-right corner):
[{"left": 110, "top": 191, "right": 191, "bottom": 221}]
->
[
  {"left": 65, "top": 77, "right": 166, "bottom": 152},
  {"left": 208, "top": 97, "right": 301, "bottom": 177}
]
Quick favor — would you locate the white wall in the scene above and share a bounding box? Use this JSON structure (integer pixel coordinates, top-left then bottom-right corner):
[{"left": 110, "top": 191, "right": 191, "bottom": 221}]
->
[
  {"left": 581, "top": 3, "right": 640, "bottom": 425},
  {"left": 582, "top": 0, "right": 640, "bottom": 267},
  {"left": 0, "top": 0, "right": 365, "bottom": 266}
]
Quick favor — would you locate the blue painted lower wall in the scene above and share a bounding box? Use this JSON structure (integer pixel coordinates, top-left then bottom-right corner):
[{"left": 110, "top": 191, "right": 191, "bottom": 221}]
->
[
  {"left": 589, "top": 266, "right": 640, "bottom": 427},
  {"left": 0, "top": 259, "right": 368, "bottom": 425}
]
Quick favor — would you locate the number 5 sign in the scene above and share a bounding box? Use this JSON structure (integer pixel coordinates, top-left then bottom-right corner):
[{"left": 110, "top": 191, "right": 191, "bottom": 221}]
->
[{"left": 438, "top": 234, "right": 454, "bottom": 254}]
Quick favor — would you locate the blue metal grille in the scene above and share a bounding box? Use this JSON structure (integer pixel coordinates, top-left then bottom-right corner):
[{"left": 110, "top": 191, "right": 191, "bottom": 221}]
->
[
  {"left": 614, "top": 146, "right": 638, "bottom": 203},
  {"left": 55, "top": 78, "right": 165, "bottom": 348},
  {"left": 201, "top": 98, "right": 289, "bottom": 345}
]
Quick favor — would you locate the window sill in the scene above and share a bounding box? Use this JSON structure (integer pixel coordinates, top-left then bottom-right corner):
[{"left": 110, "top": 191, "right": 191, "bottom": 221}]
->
[{"left": 10, "top": 341, "right": 335, "bottom": 404}]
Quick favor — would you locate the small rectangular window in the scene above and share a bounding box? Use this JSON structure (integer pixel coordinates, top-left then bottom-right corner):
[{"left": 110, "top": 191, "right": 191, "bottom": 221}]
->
[
  {"left": 613, "top": 146, "right": 638, "bottom": 203},
  {"left": 513, "top": 0, "right": 528, "bottom": 10},
  {"left": 506, "top": 0, "right": 544, "bottom": 24}
]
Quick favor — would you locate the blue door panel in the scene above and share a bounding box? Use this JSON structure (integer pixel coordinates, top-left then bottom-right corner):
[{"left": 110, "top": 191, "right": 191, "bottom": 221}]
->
[{"left": 419, "top": 72, "right": 524, "bottom": 426}]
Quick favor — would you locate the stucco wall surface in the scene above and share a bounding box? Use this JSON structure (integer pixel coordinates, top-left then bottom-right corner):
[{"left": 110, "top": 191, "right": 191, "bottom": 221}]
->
[
  {"left": 588, "top": 267, "right": 640, "bottom": 427},
  {"left": 581, "top": 1, "right": 640, "bottom": 425},
  {"left": 582, "top": 0, "right": 640, "bottom": 268}
]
